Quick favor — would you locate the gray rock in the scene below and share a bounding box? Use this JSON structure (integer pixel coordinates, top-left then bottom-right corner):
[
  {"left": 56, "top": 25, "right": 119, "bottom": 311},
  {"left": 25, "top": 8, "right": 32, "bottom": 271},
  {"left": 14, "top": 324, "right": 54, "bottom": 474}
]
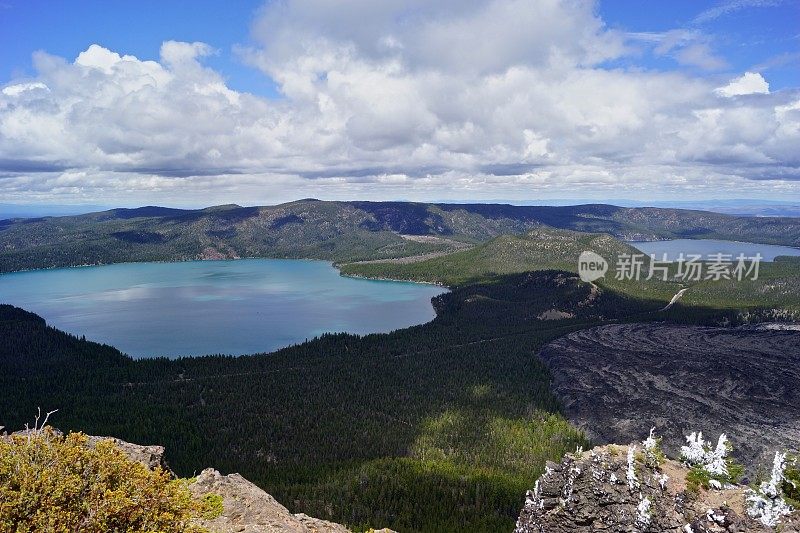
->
[
  {"left": 86, "top": 435, "right": 170, "bottom": 473},
  {"left": 12, "top": 426, "right": 64, "bottom": 438},
  {"left": 189, "top": 468, "right": 354, "bottom": 533},
  {"left": 514, "top": 444, "right": 796, "bottom": 533}
]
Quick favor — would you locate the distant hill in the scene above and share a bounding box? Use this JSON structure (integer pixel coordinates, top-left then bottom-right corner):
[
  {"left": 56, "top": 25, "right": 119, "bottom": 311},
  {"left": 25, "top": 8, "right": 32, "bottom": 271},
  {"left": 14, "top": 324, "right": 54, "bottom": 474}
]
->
[
  {"left": 341, "top": 227, "right": 644, "bottom": 286},
  {"left": 343, "top": 229, "right": 800, "bottom": 314},
  {"left": 1, "top": 200, "right": 798, "bottom": 273}
]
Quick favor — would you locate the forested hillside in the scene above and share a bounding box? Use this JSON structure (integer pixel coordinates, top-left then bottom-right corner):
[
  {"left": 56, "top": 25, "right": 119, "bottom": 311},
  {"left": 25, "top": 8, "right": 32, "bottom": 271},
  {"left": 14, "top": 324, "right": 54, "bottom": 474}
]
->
[
  {"left": 342, "top": 227, "right": 642, "bottom": 285},
  {"left": 343, "top": 230, "right": 800, "bottom": 314},
  {"left": 1, "top": 200, "right": 799, "bottom": 273}
]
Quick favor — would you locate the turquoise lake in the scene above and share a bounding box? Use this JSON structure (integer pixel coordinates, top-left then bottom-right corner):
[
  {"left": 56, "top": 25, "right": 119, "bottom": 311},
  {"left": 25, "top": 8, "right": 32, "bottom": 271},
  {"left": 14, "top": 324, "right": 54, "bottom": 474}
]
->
[
  {"left": 629, "top": 239, "right": 800, "bottom": 262},
  {"left": 0, "top": 259, "right": 446, "bottom": 359}
]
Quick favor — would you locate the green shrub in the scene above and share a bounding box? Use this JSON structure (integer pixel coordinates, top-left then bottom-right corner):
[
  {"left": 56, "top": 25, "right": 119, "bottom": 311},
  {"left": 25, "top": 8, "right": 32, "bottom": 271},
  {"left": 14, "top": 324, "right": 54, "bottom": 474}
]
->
[
  {"left": 685, "top": 460, "right": 744, "bottom": 493},
  {"left": 0, "top": 429, "right": 211, "bottom": 532},
  {"left": 199, "top": 493, "right": 224, "bottom": 520},
  {"left": 680, "top": 433, "right": 744, "bottom": 492},
  {"left": 783, "top": 455, "right": 800, "bottom": 507}
]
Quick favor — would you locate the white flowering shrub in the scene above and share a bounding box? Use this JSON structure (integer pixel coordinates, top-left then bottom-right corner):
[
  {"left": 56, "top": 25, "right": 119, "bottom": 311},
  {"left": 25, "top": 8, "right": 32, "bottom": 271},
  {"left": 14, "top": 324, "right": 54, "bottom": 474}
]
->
[
  {"left": 679, "top": 431, "right": 743, "bottom": 490},
  {"left": 627, "top": 445, "right": 639, "bottom": 490},
  {"left": 641, "top": 427, "right": 665, "bottom": 468},
  {"left": 746, "top": 452, "right": 794, "bottom": 527},
  {"left": 635, "top": 496, "right": 651, "bottom": 528},
  {"left": 680, "top": 432, "right": 709, "bottom": 465},
  {"left": 705, "top": 434, "right": 729, "bottom": 477}
]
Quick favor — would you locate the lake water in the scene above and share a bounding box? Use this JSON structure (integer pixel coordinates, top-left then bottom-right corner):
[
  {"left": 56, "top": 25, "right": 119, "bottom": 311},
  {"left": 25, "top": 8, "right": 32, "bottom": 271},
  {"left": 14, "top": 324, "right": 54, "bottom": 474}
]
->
[
  {"left": 0, "top": 259, "right": 445, "bottom": 358},
  {"left": 629, "top": 239, "right": 800, "bottom": 262}
]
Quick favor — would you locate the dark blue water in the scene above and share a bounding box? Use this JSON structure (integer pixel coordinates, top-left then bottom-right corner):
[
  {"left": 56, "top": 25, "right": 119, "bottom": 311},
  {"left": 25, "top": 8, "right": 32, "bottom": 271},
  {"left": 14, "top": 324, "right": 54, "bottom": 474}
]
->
[
  {"left": 629, "top": 239, "right": 800, "bottom": 262},
  {"left": 0, "top": 259, "right": 445, "bottom": 358}
]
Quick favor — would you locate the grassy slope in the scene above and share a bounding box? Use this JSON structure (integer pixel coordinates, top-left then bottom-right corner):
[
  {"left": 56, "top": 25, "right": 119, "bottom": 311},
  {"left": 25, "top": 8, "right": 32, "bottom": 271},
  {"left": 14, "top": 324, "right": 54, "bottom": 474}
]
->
[
  {"left": 431, "top": 203, "right": 800, "bottom": 246},
  {"left": 679, "top": 256, "right": 800, "bottom": 312}
]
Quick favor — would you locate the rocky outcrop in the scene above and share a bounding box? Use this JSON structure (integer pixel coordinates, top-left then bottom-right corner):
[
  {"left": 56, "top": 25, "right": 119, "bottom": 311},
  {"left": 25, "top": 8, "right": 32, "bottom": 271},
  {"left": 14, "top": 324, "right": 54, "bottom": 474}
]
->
[
  {"left": 87, "top": 435, "right": 170, "bottom": 472},
  {"left": 189, "top": 468, "right": 351, "bottom": 533},
  {"left": 515, "top": 445, "right": 799, "bottom": 533}
]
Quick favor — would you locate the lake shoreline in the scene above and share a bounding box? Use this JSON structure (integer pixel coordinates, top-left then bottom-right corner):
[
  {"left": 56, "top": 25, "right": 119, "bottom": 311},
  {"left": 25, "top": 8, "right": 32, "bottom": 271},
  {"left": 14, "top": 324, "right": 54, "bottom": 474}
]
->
[
  {"left": 628, "top": 238, "right": 800, "bottom": 262},
  {"left": 0, "top": 258, "right": 446, "bottom": 359},
  {"left": 337, "top": 271, "right": 448, "bottom": 288}
]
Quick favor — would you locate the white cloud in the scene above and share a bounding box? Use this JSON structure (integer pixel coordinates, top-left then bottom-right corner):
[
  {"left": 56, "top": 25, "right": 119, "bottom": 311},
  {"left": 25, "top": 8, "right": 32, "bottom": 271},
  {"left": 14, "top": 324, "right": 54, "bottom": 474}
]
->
[
  {"left": 715, "top": 72, "right": 771, "bottom": 97},
  {"left": 693, "top": 0, "right": 782, "bottom": 25},
  {"left": 674, "top": 43, "right": 728, "bottom": 70},
  {"left": 646, "top": 30, "right": 727, "bottom": 71},
  {"left": 1, "top": 82, "right": 49, "bottom": 97},
  {"left": 247, "top": 0, "right": 626, "bottom": 74},
  {"left": 75, "top": 44, "right": 136, "bottom": 73},
  {"left": 0, "top": 0, "right": 798, "bottom": 204},
  {"left": 160, "top": 41, "right": 214, "bottom": 66}
]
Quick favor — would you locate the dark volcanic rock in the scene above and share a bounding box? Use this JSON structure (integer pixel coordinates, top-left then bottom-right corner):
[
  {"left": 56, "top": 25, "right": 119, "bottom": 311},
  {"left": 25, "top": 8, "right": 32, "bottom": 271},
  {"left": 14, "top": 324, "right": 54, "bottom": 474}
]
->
[{"left": 539, "top": 323, "right": 800, "bottom": 471}]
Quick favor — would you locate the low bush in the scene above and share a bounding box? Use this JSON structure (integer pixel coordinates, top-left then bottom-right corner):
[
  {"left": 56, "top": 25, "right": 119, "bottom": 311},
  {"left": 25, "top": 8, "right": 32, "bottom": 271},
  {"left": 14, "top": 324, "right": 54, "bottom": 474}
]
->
[{"left": 0, "top": 429, "right": 216, "bottom": 532}]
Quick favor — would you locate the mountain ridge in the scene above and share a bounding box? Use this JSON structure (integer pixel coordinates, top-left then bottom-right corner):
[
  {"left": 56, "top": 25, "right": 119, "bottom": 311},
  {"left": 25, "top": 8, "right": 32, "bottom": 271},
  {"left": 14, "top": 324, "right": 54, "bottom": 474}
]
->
[{"left": 1, "top": 200, "right": 799, "bottom": 274}]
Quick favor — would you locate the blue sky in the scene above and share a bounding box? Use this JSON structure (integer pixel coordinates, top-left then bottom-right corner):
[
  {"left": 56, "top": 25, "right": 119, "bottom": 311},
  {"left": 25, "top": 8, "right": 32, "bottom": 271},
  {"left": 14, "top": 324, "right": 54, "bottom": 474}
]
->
[
  {"left": 598, "top": 0, "right": 799, "bottom": 90},
  {"left": 0, "top": 0, "right": 798, "bottom": 206},
  {"left": 0, "top": 0, "right": 280, "bottom": 97}
]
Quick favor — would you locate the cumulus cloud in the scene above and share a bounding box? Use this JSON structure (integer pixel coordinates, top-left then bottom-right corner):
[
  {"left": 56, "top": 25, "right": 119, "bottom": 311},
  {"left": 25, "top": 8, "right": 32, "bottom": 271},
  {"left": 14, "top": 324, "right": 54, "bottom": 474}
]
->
[
  {"left": 1, "top": 82, "right": 49, "bottom": 97},
  {"left": 160, "top": 41, "right": 214, "bottom": 66},
  {"left": 715, "top": 72, "right": 771, "bottom": 97},
  {"left": 246, "top": 0, "right": 626, "bottom": 74},
  {"left": 0, "top": 0, "right": 798, "bottom": 204}
]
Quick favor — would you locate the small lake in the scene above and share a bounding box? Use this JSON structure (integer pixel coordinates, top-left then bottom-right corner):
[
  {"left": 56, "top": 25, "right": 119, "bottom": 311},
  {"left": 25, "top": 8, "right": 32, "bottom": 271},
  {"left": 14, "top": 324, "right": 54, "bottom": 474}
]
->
[
  {"left": 629, "top": 239, "right": 800, "bottom": 262},
  {"left": 0, "top": 259, "right": 445, "bottom": 358}
]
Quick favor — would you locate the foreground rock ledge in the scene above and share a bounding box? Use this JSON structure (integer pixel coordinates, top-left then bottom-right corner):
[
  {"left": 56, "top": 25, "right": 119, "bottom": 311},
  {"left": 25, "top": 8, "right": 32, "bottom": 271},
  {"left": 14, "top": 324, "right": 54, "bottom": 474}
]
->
[
  {"left": 83, "top": 434, "right": 397, "bottom": 533},
  {"left": 514, "top": 445, "right": 800, "bottom": 533},
  {"left": 190, "top": 468, "right": 351, "bottom": 533}
]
